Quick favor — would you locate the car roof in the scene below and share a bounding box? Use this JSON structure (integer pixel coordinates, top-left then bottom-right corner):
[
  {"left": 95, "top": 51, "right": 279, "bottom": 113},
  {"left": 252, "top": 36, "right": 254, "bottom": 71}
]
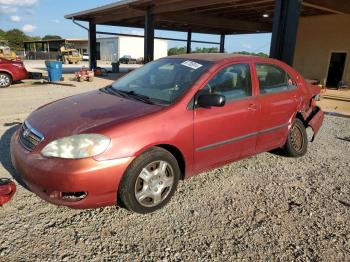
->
[{"left": 167, "top": 53, "right": 255, "bottom": 62}]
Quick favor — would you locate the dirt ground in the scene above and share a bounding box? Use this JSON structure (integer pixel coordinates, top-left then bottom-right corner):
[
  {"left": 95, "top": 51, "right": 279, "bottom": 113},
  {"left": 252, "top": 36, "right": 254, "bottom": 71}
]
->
[{"left": 0, "top": 74, "right": 350, "bottom": 261}]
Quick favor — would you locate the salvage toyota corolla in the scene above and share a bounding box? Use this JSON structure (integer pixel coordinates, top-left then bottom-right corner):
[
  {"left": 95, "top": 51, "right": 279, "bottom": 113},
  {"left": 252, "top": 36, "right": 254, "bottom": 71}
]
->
[{"left": 10, "top": 54, "right": 324, "bottom": 213}]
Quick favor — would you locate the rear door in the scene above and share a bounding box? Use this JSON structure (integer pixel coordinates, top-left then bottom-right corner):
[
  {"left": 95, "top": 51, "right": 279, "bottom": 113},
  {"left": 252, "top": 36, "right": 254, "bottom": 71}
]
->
[
  {"left": 193, "top": 63, "right": 260, "bottom": 172},
  {"left": 254, "top": 63, "right": 299, "bottom": 152}
]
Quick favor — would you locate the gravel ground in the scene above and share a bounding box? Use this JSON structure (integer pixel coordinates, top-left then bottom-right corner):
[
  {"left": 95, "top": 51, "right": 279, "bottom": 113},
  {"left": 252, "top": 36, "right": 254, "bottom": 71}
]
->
[{"left": 0, "top": 79, "right": 350, "bottom": 261}]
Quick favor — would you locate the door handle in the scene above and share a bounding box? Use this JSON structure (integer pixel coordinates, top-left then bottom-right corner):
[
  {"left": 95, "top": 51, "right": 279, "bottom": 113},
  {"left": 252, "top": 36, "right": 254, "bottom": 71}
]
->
[{"left": 248, "top": 103, "right": 257, "bottom": 111}]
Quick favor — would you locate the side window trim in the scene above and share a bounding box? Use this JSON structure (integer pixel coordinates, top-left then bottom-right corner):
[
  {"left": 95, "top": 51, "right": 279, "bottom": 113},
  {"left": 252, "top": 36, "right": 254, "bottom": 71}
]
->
[
  {"left": 200, "top": 62, "right": 253, "bottom": 103},
  {"left": 255, "top": 63, "right": 297, "bottom": 96}
]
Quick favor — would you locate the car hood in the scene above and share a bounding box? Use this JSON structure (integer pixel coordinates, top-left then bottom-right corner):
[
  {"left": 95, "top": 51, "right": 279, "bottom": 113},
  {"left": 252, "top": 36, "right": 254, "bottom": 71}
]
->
[{"left": 26, "top": 90, "right": 164, "bottom": 140}]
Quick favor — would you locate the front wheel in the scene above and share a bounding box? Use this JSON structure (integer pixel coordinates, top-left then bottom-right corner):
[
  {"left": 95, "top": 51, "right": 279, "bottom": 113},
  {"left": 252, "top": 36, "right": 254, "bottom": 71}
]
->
[
  {"left": 282, "top": 118, "right": 308, "bottom": 157},
  {"left": 0, "top": 73, "right": 12, "bottom": 88},
  {"left": 118, "top": 147, "right": 180, "bottom": 214}
]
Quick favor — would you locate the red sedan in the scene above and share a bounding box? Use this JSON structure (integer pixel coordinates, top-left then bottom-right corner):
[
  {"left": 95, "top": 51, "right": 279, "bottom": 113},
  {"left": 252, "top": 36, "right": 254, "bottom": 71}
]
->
[
  {"left": 0, "top": 58, "right": 28, "bottom": 88},
  {"left": 10, "top": 54, "right": 324, "bottom": 213}
]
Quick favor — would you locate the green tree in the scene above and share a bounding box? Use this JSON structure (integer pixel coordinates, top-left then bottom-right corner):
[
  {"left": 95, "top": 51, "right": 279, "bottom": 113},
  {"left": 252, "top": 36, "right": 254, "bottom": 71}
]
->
[
  {"left": 0, "top": 29, "right": 5, "bottom": 40},
  {"left": 42, "top": 35, "right": 62, "bottom": 40},
  {"left": 29, "top": 36, "right": 42, "bottom": 41},
  {"left": 193, "top": 47, "right": 219, "bottom": 53},
  {"left": 5, "top": 29, "right": 29, "bottom": 51},
  {"left": 168, "top": 47, "right": 186, "bottom": 56},
  {"left": 233, "top": 51, "right": 268, "bottom": 57}
]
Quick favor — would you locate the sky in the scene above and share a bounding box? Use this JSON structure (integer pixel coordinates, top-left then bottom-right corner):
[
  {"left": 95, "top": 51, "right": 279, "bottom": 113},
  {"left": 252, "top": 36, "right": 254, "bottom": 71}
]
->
[{"left": 0, "top": 0, "right": 272, "bottom": 54}]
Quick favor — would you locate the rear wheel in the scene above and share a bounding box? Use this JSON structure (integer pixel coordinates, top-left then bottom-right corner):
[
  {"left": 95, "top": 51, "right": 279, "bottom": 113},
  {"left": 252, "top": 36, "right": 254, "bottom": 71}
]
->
[
  {"left": 282, "top": 118, "right": 308, "bottom": 157},
  {"left": 0, "top": 73, "right": 11, "bottom": 88},
  {"left": 118, "top": 147, "right": 180, "bottom": 214}
]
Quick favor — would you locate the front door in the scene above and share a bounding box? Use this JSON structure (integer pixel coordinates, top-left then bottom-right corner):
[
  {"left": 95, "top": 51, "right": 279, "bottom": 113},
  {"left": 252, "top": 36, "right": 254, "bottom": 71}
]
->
[
  {"left": 326, "top": 52, "right": 347, "bottom": 88},
  {"left": 193, "top": 63, "right": 259, "bottom": 172}
]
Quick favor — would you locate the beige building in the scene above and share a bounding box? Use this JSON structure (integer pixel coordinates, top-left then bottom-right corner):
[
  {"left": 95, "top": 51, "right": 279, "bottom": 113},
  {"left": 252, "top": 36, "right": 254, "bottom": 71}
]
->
[{"left": 294, "top": 14, "right": 350, "bottom": 87}]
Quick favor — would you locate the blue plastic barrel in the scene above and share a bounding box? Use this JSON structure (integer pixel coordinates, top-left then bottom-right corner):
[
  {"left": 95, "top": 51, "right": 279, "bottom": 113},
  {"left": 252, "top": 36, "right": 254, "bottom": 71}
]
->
[{"left": 45, "top": 61, "right": 62, "bottom": 82}]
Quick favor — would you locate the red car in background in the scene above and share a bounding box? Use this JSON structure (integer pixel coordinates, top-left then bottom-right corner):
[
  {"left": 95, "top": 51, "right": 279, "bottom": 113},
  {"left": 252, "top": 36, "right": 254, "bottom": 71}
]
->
[
  {"left": 0, "top": 58, "right": 28, "bottom": 88},
  {"left": 10, "top": 54, "right": 324, "bottom": 214}
]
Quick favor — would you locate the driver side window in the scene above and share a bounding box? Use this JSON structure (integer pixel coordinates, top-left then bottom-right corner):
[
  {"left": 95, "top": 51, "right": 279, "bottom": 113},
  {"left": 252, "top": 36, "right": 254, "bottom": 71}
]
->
[{"left": 204, "top": 63, "right": 252, "bottom": 101}]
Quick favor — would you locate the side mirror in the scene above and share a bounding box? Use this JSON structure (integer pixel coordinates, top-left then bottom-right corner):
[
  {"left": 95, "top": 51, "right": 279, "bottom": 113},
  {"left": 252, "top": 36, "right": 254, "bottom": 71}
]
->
[{"left": 197, "top": 94, "right": 226, "bottom": 108}]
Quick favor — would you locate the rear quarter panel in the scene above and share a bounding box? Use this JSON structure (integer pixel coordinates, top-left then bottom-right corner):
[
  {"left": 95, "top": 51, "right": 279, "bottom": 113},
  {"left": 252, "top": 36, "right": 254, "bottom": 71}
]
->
[{"left": 0, "top": 62, "right": 28, "bottom": 81}]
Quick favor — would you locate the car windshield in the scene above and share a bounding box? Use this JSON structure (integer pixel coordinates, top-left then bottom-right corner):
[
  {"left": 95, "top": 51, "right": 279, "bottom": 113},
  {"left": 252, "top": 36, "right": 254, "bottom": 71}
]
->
[{"left": 111, "top": 58, "right": 212, "bottom": 105}]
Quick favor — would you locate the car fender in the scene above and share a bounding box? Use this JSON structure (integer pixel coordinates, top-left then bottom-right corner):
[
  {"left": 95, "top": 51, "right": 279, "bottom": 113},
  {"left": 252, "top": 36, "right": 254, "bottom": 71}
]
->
[
  {"left": 93, "top": 107, "right": 194, "bottom": 176},
  {"left": 0, "top": 69, "right": 14, "bottom": 79}
]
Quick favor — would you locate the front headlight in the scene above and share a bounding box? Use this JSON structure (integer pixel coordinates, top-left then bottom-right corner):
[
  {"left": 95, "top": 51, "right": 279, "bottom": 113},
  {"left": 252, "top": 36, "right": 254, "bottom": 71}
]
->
[{"left": 41, "top": 134, "right": 110, "bottom": 159}]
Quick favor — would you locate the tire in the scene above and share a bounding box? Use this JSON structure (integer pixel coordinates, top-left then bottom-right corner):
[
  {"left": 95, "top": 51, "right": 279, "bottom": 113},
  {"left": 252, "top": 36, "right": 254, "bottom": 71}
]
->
[
  {"left": 282, "top": 118, "right": 308, "bottom": 157},
  {"left": 118, "top": 147, "right": 180, "bottom": 214},
  {"left": 0, "top": 73, "right": 12, "bottom": 88}
]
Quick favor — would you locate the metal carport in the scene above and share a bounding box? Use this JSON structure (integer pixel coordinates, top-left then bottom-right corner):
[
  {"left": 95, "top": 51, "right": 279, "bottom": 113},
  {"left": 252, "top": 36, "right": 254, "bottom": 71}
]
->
[{"left": 65, "top": 0, "right": 350, "bottom": 69}]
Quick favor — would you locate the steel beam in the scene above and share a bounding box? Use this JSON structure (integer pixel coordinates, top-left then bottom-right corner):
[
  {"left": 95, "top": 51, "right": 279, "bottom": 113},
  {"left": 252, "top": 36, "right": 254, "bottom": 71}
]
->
[
  {"left": 144, "top": 7, "right": 154, "bottom": 63},
  {"left": 187, "top": 30, "right": 192, "bottom": 54},
  {"left": 88, "top": 21, "right": 97, "bottom": 70},
  {"left": 95, "top": 30, "right": 220, "bottom": 44},
  {"left": 270, "top": 0, "right": 302, "bottom": 66},
  {"left": 220, "top": 34, "right": 225, "bottom": 53}
]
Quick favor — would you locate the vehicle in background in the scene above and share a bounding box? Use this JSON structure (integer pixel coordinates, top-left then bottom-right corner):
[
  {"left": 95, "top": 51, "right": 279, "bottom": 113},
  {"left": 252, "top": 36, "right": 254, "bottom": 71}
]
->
[
  {"left": 10, "top": 54, "right": 324, "bottom": 213},
  {"left": 119, "top": 55, "right": 137, "bottom": 64},
  {"left": 0, "top": 41, "right": 17, "bottom": 61},
  {"left": 82, "top": 52, "right": 89, "bottom": 61},
  {"left": 57, "top": 46, "right": 82, "bottom": 64},
  {"left": 136, "top": 57, "right": 144, "bottom": 64},
  {"left": 75, "top": 67, "right": 94, "bottom": 82},
  {"left": 0, "top": 58, "right": 28, "bottom": 88}
]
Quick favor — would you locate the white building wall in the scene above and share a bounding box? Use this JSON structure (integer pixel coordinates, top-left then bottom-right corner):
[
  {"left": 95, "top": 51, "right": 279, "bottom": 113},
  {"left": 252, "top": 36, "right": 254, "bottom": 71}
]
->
[
  {"left": 118, "top": 37, "right": 144, "bottom": 59},
  {"left": 118, "top": 36, "right": 168, "bottom": 60},
  {"left": 95, "top": 36, "right": 168, "bottom": 62},
  {"left": 154, "top": 39, "right": 168, "bottom": 60},
  {"left": 97, "top": 38, "right": 118, "bottom": 62}
]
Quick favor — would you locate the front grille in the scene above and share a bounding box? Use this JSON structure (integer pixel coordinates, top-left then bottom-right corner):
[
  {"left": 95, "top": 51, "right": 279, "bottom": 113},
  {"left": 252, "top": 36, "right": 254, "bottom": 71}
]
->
[{"left": 18, "top": 121, "right": 44, "bottom": 151}]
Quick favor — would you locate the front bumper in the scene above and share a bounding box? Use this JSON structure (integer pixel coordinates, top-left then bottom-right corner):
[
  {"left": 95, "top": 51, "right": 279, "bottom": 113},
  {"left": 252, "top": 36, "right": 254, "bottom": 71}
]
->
[{"left": 10, "top": 130, "right": 134, "bottom": 209}]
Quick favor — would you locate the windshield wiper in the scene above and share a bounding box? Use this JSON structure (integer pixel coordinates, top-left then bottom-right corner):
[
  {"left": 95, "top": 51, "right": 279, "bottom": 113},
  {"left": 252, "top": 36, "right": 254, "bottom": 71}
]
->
[
  {"left": 101, "top": 86, "right": 157, "bottom": 105},
  {"left": 100, "top": 86, "right": 130, "bottom": 98},
  {"left": 122, "top": 91, "right": 155, "bottom": 105}
]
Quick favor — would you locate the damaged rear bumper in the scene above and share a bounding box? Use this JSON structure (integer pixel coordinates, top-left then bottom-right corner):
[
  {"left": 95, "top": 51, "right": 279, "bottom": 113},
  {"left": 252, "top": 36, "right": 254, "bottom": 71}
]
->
[{"left": 307, "top": 106, "right": 324, "bottom": 142}]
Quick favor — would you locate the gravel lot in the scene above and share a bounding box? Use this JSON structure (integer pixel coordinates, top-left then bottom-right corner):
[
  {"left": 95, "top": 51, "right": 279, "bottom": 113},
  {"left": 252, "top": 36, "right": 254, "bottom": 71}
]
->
[{"left": 0, "top": 76, "right": 350, "bottom": 261}]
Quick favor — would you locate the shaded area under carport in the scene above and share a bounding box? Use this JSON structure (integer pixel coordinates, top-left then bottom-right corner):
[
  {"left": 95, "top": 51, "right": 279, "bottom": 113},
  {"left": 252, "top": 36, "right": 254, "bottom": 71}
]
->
[{"left": 65, "top": 0, "right": 350, "bottom": 69}]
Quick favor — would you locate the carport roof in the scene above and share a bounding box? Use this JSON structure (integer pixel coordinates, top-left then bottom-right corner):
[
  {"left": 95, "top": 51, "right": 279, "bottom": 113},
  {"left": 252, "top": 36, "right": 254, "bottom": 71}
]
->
[{"left": 65, "top": 0, "right": 350, "bottom": 34}]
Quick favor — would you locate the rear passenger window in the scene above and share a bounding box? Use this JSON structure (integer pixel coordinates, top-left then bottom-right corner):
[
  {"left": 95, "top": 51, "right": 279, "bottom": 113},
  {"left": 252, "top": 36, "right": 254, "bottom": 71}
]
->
[
  {"left": 204, "top": 64, "right": 252, "bottom": 101},
  {"left": 256, "top": 64, "right": 296, "bottom": 94}
]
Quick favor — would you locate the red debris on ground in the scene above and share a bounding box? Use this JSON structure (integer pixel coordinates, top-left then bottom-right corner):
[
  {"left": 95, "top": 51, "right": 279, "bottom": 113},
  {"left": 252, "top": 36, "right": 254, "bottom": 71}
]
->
[{"left": 0, "top": 178, "right": 16, "bottom": 206}]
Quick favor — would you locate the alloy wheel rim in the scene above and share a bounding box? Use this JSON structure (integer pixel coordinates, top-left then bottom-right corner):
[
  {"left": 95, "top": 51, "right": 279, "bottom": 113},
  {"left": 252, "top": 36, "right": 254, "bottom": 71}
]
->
[
  {"left": 0, "top": 75, "right": 10, "bottom": 87},
  {"left": 134, "top": 160, "right": 174, "bottom": 207},
  {"left": 290, "top": 124, "right": 304, "bottom": 152}
]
